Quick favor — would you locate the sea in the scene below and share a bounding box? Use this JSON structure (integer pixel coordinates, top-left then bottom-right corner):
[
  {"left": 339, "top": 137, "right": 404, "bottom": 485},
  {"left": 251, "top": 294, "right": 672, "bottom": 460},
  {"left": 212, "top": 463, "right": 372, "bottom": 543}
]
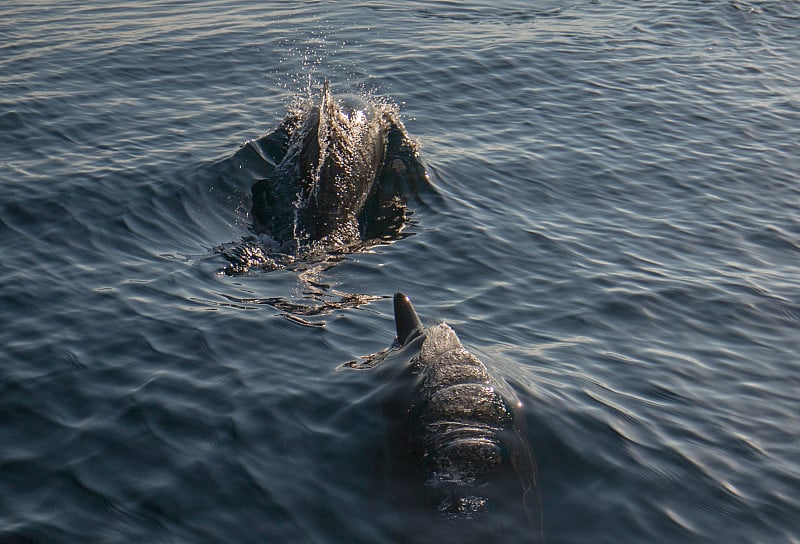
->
[{"left": 1, "top": 1, "right": 798, "bottom": 543}]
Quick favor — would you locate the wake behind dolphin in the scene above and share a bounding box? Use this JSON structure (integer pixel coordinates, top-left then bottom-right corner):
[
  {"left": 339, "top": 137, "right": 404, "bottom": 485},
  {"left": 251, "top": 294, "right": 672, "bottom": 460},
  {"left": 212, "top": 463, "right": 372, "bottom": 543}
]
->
[{"left": 219, "top": 82, "right": 428, "bottom": 274}]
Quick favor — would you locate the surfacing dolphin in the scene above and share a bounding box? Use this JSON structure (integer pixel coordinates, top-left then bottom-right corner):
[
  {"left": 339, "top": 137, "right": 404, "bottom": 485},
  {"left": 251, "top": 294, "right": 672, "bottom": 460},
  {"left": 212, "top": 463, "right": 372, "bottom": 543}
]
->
[
  {"left": 348, "top": 293, "right": 540, "bottom": 538},
  {"left": 218, "top": 82, "right": 427, "bottom": 275},
  {"left": 248, "top": 81, "right": 426, "bottom": 249}
]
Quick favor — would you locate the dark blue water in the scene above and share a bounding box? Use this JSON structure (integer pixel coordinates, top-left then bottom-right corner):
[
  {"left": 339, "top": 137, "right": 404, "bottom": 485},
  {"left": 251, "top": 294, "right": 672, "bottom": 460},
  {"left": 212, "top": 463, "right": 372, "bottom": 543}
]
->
[{"left": 2, "top": 1, "right": 798, "bottom": 542}]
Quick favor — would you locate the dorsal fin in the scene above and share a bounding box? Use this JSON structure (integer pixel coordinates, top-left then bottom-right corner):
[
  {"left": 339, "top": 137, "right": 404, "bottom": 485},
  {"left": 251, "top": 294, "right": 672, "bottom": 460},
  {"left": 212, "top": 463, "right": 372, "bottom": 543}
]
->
[
  {"left": 320, "top": 79, "right": 334, "bottom": 123},
  {"left": 394, "top": 292, "right": 423, "bottom": 345}
]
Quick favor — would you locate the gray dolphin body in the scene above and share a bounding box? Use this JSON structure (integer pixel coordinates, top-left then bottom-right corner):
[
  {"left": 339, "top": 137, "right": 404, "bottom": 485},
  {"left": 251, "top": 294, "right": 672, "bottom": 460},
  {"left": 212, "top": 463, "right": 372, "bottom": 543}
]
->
[
  {"left": 391, "top": 293, "right": 538, "bottom": 523},
  {"left": 248, "top": 83, "right": 426, "bottom": 248}
]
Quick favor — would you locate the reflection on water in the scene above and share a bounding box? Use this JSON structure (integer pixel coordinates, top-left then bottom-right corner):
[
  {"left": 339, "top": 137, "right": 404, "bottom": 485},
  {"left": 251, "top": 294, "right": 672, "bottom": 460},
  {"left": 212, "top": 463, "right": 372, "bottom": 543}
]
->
[{"left": 221, "top": 265, "right": 385, "bottom": 327}]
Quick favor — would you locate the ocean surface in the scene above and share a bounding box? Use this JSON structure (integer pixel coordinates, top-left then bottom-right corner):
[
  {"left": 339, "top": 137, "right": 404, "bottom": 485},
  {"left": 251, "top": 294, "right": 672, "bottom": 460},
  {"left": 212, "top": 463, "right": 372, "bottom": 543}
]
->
[{"left": 1, "top": 1, "right": 798, "bottom": 542}]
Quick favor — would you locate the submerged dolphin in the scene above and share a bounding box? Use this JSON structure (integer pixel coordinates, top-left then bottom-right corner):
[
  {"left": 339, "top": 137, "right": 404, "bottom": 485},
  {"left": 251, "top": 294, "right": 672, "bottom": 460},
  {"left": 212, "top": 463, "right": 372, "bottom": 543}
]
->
[
  {"left": 388, "top": 293, "right": 539, "bottom": 526},
  {"left": 247, "top": 82, "right": 426, "bottom": 249}
]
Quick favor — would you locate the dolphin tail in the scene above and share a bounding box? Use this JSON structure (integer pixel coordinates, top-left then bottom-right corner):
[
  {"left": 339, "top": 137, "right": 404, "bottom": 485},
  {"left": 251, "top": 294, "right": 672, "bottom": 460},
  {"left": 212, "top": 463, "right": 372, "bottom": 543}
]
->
[{"left": 394, "top": 292, "right": 423, "bottom": 345}]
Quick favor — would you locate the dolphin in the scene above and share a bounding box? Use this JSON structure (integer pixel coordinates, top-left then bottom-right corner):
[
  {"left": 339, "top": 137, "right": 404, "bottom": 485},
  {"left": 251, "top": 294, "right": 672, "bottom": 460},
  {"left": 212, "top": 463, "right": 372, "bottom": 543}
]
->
[
  {"left": 217, "top": 82, "right": 427, "bottom": 274},
  {"left": 249, "top": 82, "right": 426, "bottom": 248},
  {"left": 390, "top": 293, "right": 538, "bottom": 526}
]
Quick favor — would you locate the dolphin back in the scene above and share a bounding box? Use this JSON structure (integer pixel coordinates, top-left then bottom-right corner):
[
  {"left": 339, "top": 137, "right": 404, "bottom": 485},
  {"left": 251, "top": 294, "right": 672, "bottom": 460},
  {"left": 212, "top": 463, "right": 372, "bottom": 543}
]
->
[
  {"left": 387, "top": 297, "right": 536, "bottom": 523},
  {"left": 413, "top": 324, "right": 516, "bottom": 517}
]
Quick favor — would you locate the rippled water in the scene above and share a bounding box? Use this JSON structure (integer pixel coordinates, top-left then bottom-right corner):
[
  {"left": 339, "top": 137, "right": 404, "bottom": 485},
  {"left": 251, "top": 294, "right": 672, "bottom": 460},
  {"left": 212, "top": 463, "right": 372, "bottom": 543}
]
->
[{"left": 1, "top": 1, "right": 798, "bottom": 542}]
